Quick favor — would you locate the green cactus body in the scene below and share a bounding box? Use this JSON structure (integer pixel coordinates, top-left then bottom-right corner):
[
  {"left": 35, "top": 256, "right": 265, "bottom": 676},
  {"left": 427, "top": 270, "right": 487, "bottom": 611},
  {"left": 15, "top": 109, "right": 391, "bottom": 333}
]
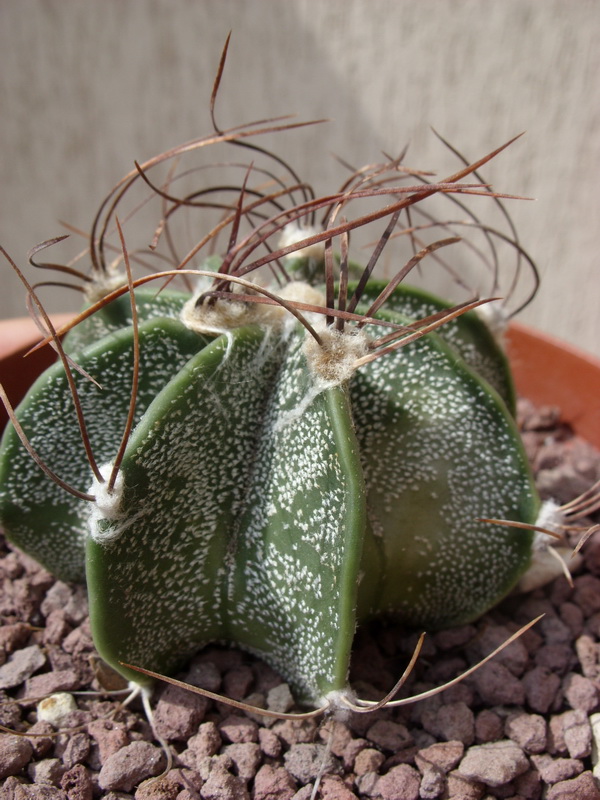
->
[
  {"left": 0, "top": 278, "right": 538, "bottom": 707},
  {"left": 62, "top": 288, "right": 192, "bottom": 354},
  {"left": 0, "top": 317, "right": 211, "bottom": 580},
  {"left": 349, "top": 279, "right": 515, "bottom": 410},
  {"left": 87, "top": 325, "right": 366, "bottom": 703},
  {"left": 352, "top": 306, "right": 536, "bottom": 628}
]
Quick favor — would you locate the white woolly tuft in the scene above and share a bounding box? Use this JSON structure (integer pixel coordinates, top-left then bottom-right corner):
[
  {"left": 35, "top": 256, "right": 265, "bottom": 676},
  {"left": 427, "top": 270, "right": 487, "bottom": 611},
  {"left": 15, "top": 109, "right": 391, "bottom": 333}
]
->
[
  {"left": 88, "top": 464, "right": 128, "bottom": 545},
  {"left": 304, "top": 327, "right": 369, "bottom": 385},
  {"left": 533, "top": 500, "right": 566, "bottom": 547},
  {"left": 274, "top": 327, "right": 368, "bottom": 433},
  {"left": 516, "top": 501, "right": 576, "bottom": 593},
  {"left": 278, "top": 281, "right": 325, "bottom": 321},
  {"left": 321, "top": 689, "right": 356, "bottom": 722},
  {"left": 476, "top": 300, "right": 509, "bottom": 345},
  {"left": 181, "top": 280, "right": 326, "bottom": 340},
  {"left": 279, "top": 222, "right": 325, "bottom": 263},
  {"left": 84, "top": 271, "right": 128, "bottom": 304},
  {"left": 181, "top": 294, "right": 286, "bottom": 336},
  {"left": 271, "top": 325, "right": 369, "bottom": 433}
]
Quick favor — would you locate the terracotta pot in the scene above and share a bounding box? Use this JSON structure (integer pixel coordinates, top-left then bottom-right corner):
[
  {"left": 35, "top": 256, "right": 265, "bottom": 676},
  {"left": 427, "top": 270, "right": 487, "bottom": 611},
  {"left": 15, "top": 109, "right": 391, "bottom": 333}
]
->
[
  {"left": 0, "top": 315, "right": 74, "bottom": 433},
  {"left": 1, "top": 316, "right": 600, "bottom": 449},
  {"left": 506, "top": 322, "right": 600, "bottom": 449}
]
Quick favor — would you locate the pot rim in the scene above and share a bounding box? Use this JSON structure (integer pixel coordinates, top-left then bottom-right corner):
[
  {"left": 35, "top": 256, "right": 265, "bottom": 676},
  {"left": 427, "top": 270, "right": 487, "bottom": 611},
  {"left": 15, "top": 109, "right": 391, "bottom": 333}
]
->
[{"left": 507, "top": 321, "right": 600, "bottom": 449}]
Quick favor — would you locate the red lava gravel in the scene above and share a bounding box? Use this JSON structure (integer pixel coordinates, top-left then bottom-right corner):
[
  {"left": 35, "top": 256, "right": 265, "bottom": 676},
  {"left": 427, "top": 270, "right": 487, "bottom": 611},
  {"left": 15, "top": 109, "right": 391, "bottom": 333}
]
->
[{"left": 1, "top": 398, "right": 600, "bottom": 799}]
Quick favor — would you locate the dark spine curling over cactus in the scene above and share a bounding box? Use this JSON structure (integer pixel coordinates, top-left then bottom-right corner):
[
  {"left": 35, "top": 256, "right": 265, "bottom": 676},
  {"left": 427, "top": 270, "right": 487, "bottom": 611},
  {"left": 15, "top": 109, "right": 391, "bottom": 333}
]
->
[{"left": 0, "top": 59, "right": 562, "bottom": 714}]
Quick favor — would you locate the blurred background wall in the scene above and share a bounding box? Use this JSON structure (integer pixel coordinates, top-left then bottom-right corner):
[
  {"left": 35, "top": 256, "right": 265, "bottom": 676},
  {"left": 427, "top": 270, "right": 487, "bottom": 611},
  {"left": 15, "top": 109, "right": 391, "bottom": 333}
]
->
[{"left": 1, "top": 0, "right": 598, "bottom": 355}]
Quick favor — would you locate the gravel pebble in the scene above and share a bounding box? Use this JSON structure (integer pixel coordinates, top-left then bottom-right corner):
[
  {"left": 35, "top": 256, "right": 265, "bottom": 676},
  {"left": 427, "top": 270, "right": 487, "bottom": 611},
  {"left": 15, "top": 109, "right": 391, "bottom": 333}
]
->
[
  {"left": 563, "top": 672, "right": 599, "bottom": 712},
  {"left": 42, "top": 610, "right": 72, "bottom": 647},
  {"left": 414, "top": 740, "right": 465, "bottom": 773},
  {"left": 458, "top": 740, "right": 529, "bottom": 787},
  {"left": 59, "top": 731, "right": 91, "bottom": 769},
  {"left": 37, "top": 693, "right": 78, "bottom": 728},
  {"left": 200, "top": 762, "right": 249, "bottom": 800},
  {"left": 0, "top": 734, "right": 34, "bottom": 778},
  {"left": 98, "top": 741, "right": 166, "bottom": 792},
  {"left": 27, "top": 721, "right": 56, "bottom": 759},
  {"left": 0, "top": 622, "right": 31, "bottom": 652},
  {"left": 354, "top": 748, "right": 385, "bottom": 776},
  {"left": 475, "top": 709, "right": 504, "bottom": 743},
  {"left": 514, "top": 768, "right": 543, "bottom": 799},
  {"left": 418, "top": 764, "right": 445, "bottom": 799},
  {"left": 546, "top": 770, "right": 600, "bottom": 800},
  {"left": 560, "top": 603, "right": 585, "bottom": 639},
  {"left": 60, "top": 763, "right": 93, "bottom": 800},
  {"left": 219, "top": 714, "right": 259, "bottom": 744},
  {"left": 445, "top": 768, "right": 486, "bottom": 798},
  {"left": 540, "top": 614, "right": 574, "bottom": 646},
  {"left": 319, "top": 774, "right": 358, "bottom": 800},
  {"left": 467, "top": 624, "right": 529, "bottom": 676},
  {"left": 354, "top": 770, "right": 378, "bottom": 796},
  {"left": 283, "top": 743, "right": 341, "bottom": 784},
  {"left": 530, "top": 753, "right": 584, "bottom": 784},
  {"left": 25, "top": 670, "right": 80, "bottom": 698},
  {"left": 504, "top": 712, "right": 547, "bottom": 753},
  {"left": 535, "top": 643, "right": 574, "bottom": 674},
  {"left": 41, "top": 582, "right": 88, "bottom": 625},
  {"left": 27, "top": 757, "right": 65, "bottom": 786},
  {"left": 374, "top": 763, "right": 420, "bottom": 800},
  {"left": 253, "top": 763, "right": 297, "bottom": 800},
  {"left": 433, "top": 625, "right": 477, "bottom": 650},
  {"left": 0, "top": 645, "right": 46, "bottom": 689},
  {"left": 575, "top": 635, "right": 600, "bottom": 679},
  {"left": 152, "top": 684, "right": 208, "bottom": 741},
  {"left": 61, "top": 621, "right": 94, "bottom": 656},
  {"left": 560, "top": 709, "right": 593, "bottom": 759},
  {"left": 341, "top": 737, "right": 369, "bottom": 770},
  {"left": 184, "top": 659, "right": 222, "bottom": 692},
  {"left": 422, "top": 701, "right": 475, "bottom": 745},
  {"left": 258, "top": 727, "right": 282, "bottom": 759},
  {"left": 266, "top": 684, "right": 295, "bottom": 715},
  {"left": 87, "top": 719, "right": 130, "bottom": 764},
  {"left": 318, "top": 721, "right": 353, "bottom": 758},
  {"left": 223, "top": 665, "right": 254, "bottom": 700},
  {"left": 134, "top": 775, "right": 179, "bottom": 800},
  {"left": 472, "top": 661, "right": 526, "bottom": 706},
  {"left": 291, "top": 785, "right": 315, "bottom": 800},
  {"left": 271, "top": 718, "right": 319, "bottom": 747},
  {"left": 366, "top": 719, "right": 413, "bottom": 751},
  {"left": 222, "top": 742, "right": 261, "bottom": 782},
  {"left": 189, "top": 721, "right": 222, "bottom": 759},
  {"left": 522, "top": 665, "right": 562, "bottom": 713},
  {"left": 573, "top": 575, "right": 600, "bottom": 615},
  {"left": 2, "top": 778, "right": 68, "bottom": 799}
]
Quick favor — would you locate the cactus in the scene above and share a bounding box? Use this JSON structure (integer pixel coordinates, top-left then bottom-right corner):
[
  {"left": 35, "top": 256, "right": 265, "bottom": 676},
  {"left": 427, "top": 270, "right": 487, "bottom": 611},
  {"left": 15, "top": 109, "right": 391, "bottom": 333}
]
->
[{"left": 0, "top": 105, "right": 544, "bottom": 711}]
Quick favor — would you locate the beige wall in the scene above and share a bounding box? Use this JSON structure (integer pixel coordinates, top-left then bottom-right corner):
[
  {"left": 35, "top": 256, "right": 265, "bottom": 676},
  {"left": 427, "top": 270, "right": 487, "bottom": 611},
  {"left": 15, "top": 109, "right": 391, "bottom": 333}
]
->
[{"left": 1, "top": 1, "right": 598, "bottom": 356}]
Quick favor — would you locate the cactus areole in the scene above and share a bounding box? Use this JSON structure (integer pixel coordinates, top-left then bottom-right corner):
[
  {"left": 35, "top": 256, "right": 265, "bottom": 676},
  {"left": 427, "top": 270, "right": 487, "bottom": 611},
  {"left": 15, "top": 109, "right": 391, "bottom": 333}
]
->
[{"left": 0, "top": 112, "right": 543, "bottom": 710}]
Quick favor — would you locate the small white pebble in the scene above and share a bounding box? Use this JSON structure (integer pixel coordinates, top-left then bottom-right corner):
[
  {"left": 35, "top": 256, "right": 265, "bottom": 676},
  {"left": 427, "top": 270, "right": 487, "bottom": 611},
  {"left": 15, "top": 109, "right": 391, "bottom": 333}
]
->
[{"left": 37, "top": 692, "right": 77, "bottom": 727}]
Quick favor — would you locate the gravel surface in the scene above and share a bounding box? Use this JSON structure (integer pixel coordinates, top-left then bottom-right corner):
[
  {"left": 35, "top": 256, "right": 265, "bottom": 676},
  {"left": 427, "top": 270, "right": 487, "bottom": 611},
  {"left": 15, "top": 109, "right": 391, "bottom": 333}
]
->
[{"left": 1, "top": 398, "right": 600, "bottom": 799}]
